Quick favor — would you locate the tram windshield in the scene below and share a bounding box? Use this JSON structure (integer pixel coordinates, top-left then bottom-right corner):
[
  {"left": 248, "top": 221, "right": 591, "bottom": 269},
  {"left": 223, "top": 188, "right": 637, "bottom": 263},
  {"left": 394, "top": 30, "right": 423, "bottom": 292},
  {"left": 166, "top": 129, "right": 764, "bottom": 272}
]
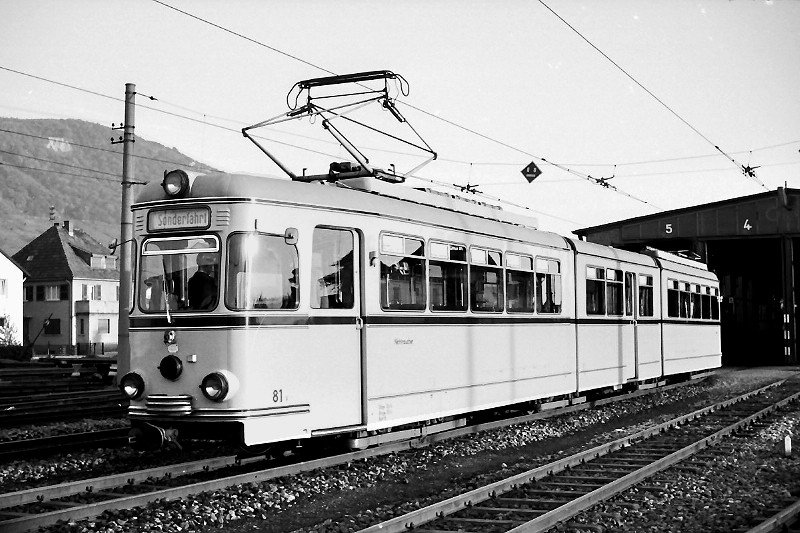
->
[{"left": 139, "top": 235, "right": 220, "bottom": 312}]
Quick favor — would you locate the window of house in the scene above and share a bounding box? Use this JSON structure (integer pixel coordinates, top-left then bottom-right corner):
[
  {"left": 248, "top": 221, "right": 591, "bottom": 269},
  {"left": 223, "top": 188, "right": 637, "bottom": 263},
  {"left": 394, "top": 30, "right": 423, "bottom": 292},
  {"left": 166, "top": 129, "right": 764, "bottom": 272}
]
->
[
  {"left": 0, "top": 279, "right": 6, "bottom": 297},
  {"left": 81, "top": 284, "right": 88, "bottom": 300},
  {"left": 586, "top": 266, "right": 605, "bottom": 315},
  {"left": 98, "top": 318, "right": 110, "bottom": 334},
  {"left": 80, "top": 318, "right": 85, "bottom": 335},
  {"left": 470, "top": 247, "right": 503, "bottom": 312},
  {"left": 24, "top": 286, "right": 33, "bottom": 302},
  {"left": 429, "top": 241, "right": 467, "bottom": 312},
  {"left": 43, "top": 318, "right": 61, "bottom": 335},
  {"left": 115, "top": 285, "right": 119, "bottom": 301},
  {"left": 536, "top": 258, "right": 562, "bottom": 314},
  {"left": 45, "top": 285, "right": 60, "bottom": 301},
  {"left": 311, "top": 227, "right": 354, "bottom": 309},
  {"left": 506, "top": 253, "right": 535, "bottom": 313},
  {"left": 639, "top": 275, "right": 654, "bottom": 317},
  {"left": 380, "top": 234, "right": 426, "bottom": 311},
  {"left": 36, "top": 285, "right": 44, "bottom": 301},
  {"left": 92, "top": 284, "right": 102, "bottom": 301},
  {"left": 59, "top": 284, "right": 68, "bottom": 301}
]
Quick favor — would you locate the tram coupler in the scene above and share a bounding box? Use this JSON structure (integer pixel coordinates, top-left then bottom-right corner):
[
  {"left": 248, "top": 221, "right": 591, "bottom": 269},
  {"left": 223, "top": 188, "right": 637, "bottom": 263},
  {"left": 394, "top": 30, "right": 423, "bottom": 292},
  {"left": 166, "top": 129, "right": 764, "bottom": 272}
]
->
[{"left": 129, "top": 422, "right": 181, "bottom": 451}]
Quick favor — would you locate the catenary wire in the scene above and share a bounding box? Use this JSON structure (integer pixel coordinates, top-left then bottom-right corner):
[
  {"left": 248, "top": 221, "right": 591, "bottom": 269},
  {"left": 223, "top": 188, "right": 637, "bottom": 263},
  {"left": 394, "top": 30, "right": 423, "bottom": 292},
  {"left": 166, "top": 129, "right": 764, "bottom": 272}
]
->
[
  {"left": 535, "top": 0, "right": 768, "bottom": 190},
  {"left": 0, "top": 148, "right": 121, "bottom": 177},
  {"left": 0, "top": 159, "right": 124, "bottom": 184},
  {"left": 149, "top": 0, "right": 656, "bottom": 207}
]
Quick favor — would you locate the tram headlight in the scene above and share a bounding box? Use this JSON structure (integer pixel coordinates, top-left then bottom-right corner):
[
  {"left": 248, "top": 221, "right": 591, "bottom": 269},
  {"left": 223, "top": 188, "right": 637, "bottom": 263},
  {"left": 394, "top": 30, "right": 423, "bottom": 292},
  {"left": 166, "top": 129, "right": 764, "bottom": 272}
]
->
[
  {"left": 158, "top": 355, "right": 183, "bottom": 381},
  {"left": 161, "top": 169, "right": 190, "bottom": 198},
  {"left": 120, "top": 372, "right": 145, "bottom": 400},
  {"left": 200, "top": 372, "right": 229, "bottom": 402}
]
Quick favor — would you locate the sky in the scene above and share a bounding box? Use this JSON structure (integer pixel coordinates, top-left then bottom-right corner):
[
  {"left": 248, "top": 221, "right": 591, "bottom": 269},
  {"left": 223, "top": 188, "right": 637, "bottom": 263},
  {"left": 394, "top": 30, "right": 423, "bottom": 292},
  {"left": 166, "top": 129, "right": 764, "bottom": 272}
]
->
[{"left": 1, "top": 0, "right": 799, "bottom": 236}]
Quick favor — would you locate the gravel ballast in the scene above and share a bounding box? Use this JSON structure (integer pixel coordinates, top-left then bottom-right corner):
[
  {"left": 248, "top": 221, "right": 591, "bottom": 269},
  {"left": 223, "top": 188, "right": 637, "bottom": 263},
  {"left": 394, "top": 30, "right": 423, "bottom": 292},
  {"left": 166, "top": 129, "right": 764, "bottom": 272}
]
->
[{"left": 5, "top": 366, "right": 797, "bottom": 533}]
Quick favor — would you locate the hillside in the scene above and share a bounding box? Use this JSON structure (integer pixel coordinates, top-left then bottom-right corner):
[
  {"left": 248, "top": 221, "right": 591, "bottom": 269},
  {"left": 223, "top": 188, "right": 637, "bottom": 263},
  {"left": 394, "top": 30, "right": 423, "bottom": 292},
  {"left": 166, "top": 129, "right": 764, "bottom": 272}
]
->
[{"left": 0, "top": 117, "right": 218, "bottom": 255}]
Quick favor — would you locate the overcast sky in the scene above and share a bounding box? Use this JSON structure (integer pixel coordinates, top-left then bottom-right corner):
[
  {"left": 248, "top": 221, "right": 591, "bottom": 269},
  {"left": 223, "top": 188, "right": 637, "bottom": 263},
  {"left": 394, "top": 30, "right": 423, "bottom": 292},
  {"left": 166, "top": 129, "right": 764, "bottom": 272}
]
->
[{"left": 2, "top": 0, "right": 799, "bottom": 235}]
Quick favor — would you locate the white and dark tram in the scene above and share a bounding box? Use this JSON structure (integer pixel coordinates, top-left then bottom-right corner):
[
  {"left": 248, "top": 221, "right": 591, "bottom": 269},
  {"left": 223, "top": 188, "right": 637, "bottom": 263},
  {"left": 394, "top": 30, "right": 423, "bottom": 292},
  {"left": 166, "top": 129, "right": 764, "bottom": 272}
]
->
[{"left": 120, "top": 168, "right": 722, "bottom": 449}]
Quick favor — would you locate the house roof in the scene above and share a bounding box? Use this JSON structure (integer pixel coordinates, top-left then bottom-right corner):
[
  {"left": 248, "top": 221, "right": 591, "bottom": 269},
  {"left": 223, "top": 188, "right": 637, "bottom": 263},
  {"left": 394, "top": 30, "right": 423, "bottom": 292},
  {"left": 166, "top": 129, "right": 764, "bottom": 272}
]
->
[{"left": 12, "top": 223, "right": 119, "bottom": 282}]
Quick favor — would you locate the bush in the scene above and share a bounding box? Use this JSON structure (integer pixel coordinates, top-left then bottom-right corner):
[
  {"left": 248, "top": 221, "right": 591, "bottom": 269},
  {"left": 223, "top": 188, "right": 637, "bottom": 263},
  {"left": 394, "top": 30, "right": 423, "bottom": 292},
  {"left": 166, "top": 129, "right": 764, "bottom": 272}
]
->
[{"left": 0, "top": 344, "right": 30, "bottom": 361}]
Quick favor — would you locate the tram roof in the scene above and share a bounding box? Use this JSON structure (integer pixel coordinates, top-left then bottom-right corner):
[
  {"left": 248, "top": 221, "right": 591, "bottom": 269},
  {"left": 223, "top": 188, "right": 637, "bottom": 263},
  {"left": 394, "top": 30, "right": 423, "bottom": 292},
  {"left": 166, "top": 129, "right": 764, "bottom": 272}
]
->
[{"left": 134, "top": 173, "right": 570, "bottom": 250}]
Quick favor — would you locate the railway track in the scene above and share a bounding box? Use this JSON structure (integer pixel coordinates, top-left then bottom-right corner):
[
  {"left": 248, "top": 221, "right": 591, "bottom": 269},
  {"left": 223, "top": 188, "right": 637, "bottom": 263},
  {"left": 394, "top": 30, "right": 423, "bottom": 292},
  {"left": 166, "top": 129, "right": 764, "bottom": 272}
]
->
[
  {"left": 0, "top": 388, "right": 127, "bottom": 426},
  {"left": 359, "top": 379, "right": 800, "bottom": 533},
  {"left": 0, "top": 374, "right": 782, "bottom": 533},
  {"left": 0, "top": 428, "right": 129, "bottom": 460}
]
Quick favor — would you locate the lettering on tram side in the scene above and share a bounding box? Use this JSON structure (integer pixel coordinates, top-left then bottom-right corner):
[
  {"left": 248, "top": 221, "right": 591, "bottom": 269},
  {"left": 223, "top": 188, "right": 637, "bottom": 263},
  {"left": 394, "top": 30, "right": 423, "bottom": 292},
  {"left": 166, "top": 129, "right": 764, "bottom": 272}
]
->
[
  {"left": 378, "top": 403, "right": 393, "bottom": 421},
  {"left": 272, "top": 389, "right": 284, "bottom": 403},
  {"left": 394, "top": 338, "right": 414, "bottom": 345}
]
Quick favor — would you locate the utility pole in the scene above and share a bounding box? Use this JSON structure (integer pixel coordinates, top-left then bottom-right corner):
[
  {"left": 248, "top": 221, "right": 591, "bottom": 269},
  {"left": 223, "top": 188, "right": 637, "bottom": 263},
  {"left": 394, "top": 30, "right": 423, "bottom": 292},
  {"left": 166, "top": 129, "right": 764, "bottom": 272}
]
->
[{"left": 117, "top": 83, "right": 135, "bottom": 376}]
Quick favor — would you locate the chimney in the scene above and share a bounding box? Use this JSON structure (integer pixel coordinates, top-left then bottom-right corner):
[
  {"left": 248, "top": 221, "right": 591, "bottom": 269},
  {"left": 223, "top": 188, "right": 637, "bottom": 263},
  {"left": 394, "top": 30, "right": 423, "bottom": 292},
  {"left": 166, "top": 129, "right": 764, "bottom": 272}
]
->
[{"left": 63, "top": 220, "right": 73, "bottom": 236}]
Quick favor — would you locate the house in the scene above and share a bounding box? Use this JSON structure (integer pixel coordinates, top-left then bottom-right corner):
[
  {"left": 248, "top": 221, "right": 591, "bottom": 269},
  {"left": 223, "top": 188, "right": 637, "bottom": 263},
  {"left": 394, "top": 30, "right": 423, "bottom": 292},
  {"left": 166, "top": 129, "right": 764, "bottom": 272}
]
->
[
  {"left": 13, "top": 221, "right": 119, "bottom": 354},
  {"left": 0, "top": 248, "right": 26, "bottom": 345}
]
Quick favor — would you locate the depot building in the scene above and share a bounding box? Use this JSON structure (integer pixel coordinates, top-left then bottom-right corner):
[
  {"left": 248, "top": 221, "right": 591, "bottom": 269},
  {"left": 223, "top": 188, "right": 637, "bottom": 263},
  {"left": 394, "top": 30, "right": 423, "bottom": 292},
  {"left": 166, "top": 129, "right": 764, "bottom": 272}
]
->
[{"left": 574, "top": 187, "right": 800, "bottom": 366}]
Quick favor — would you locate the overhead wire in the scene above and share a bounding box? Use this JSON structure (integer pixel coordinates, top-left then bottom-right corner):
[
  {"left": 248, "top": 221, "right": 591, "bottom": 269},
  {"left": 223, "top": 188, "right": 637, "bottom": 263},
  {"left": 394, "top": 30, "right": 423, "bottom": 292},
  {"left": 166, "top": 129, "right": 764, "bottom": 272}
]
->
[
  {"left": 0, "top": 148, "right": 121, "bottom": 178},
  {"left": 0, "top": 160, "right": 123, "bottom": 184},
  {"left": 149, "top": 0, "right": 657, "bottom": 208},
  {"left": 534, "top": 0, "right": 768, "bottom": 191}
]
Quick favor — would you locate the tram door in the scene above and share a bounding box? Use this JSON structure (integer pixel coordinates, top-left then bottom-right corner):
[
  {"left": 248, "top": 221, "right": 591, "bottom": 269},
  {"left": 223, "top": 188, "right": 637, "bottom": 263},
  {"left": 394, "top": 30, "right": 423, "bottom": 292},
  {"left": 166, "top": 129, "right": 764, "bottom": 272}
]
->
[
  {"left": 308, "top": 227, "right": 362, "bottom": 429},
  {"left": 625, "top": 272, "right": 639, "bottom": 381}
]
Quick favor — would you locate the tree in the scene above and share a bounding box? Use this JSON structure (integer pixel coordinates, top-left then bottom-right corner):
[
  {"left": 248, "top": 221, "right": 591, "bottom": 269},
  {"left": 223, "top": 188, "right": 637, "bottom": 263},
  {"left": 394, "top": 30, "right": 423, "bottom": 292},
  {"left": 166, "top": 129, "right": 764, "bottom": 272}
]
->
[{"left": 0, "top": 315, "right": 19, "bottom": 346}]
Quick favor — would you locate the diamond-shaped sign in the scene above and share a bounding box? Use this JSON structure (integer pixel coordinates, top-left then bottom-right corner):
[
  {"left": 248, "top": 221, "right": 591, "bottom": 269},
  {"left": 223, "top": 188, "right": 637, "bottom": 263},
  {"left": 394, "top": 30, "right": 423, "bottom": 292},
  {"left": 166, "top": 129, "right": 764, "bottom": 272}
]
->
[{"left": 521, "top": 161, "right": 542, "bottom": 183}]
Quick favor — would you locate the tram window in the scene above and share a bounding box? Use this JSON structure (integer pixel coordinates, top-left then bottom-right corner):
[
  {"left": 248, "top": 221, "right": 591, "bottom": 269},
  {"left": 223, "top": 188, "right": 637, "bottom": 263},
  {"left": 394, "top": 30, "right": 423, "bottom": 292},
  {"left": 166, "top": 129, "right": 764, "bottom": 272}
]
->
[
  {"left": 226, "top": 233, "right": 298, "bottom": 310},
  {"left": 506, "top": 253, "right": 534, "bottom": 313},
  {"left": 701, "top": 286, "right": 711, "bottom": 319},
  {"left": 606, "top": 269, "right": 624, "bottom": 316},
  {"left": 679, "top": 283, "right": 691, "bottom": 318},
  {"left": 667, "top": 279, "right": 680, "bottom": 317},
  {"left": 638, "top": 275, "right": 654, "bottom": 317},
  {"left": 537, "top": 258, "right": 562, "bottom": 314},
  {"left": 711, "top": 288, "right": 720, "bottom": 320},
  {"left": 380, "top": 234, "right": 426, "bottom": 310},
  {"left": 691, "top": 285, "right": 702, "bottom": 319},
  {"left": 624, "top": 272, "right": 635, "bottom": 317},
  {"left": 139, "top": 235, "right": 220, "bottom": 312},
  {"left": 311, "top": 228, "right": 354, "bottom": 309},
  {"left": 586, "top": 266, "right": 605, "bottom": 315},
  {"left": 470, "top": 247, "right": 503, "bottom": 312},
  {"left": 429, "top": 242, "right": 467, "bottom": 312}
]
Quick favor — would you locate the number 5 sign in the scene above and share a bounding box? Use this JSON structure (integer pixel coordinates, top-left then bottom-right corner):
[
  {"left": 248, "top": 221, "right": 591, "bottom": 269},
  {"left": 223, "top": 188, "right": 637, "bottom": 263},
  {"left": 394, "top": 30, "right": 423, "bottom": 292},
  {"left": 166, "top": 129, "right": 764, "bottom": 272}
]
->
[{"left": 664, "top": 223, "right": 673, "bottom": 235}]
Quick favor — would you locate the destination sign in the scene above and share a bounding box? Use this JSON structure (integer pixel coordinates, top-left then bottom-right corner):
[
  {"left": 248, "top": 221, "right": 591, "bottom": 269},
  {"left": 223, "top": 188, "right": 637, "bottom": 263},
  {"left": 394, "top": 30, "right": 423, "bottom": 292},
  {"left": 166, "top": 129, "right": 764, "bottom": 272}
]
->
[{"left": 148, "top": 207, "right": 211, "bottom": 231}]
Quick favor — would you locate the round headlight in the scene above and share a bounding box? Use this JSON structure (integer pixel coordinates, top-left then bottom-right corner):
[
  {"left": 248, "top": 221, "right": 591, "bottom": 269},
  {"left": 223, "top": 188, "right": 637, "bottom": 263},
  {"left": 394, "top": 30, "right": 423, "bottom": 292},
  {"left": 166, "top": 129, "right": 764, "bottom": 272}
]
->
[
  {"left": 158, "top": 355, "right": 183, "bottom": 381},
  {"left": 200, "top": 372, "right": 229, "bottom": 402},
  {"left": 161, "top": 169, "right": 190, "bottom": 197},
  {"left": 120, "top": 372, "right": 145, "bottom": 400}
]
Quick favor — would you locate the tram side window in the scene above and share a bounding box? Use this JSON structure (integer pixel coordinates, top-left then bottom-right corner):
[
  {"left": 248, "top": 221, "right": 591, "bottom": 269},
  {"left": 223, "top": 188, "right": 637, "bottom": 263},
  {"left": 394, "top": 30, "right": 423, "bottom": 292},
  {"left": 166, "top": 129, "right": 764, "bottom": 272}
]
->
[
  {"left": 667, "top": 279, "right": 680, "bottom": 317},
  {"left": 691, "top": 285, "right": 702, "bottom": 319},
  {"left": 536, "top": 258, "right": 562, "bottom": 313},
  {"left": 680, "top": 283, "right": 691, "bottom": 318},
  {"left": 311, "top": 228, "right": 354, "bottom": 309},
  {"left": 380, "top": 234, "right": 426, "bottom": 310},
  {"left": 624, "top": 272, "right": 635, "bottom": 317},
  {"left": 470, "top": 248, "right": 504, "bottom": 312},
  {"left": 506, "top": 253, "right": 535, "bottom": 313},
  {"left": 226, "top": 233, "right": 299, "bottom": 310},
  {"left": 638, "top": 275, "right": 654, "bottom": 317},
  {"left": 711, "top": 288, "right": 720, "bottom": 320},
  {"left": 586, "top": 266, "right": 605, "bottom": 315},
  {"left": 606, "top": 269, "right": 624, "bottom": 316},
  {"left": 429, "top": 241, "right": 467, "bottom": 311},
  {"left": 701, "top": 286, "right": 712, "bottom": 319}
]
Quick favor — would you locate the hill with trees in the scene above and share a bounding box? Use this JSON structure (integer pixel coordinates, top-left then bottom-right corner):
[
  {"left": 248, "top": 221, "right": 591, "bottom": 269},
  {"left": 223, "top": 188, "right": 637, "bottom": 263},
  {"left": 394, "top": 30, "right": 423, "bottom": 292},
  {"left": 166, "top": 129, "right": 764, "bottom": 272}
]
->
[{"left": 0, "top": 117, "right": 217, "bottom": 255}]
